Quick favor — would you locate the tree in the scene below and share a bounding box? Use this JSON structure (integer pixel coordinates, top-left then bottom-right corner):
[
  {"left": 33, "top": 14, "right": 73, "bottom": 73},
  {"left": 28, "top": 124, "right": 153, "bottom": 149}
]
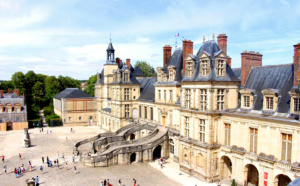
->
[
  {"left": 11, "top": 72, "right": 25, "bottom": 94},
  {"left": 0, "top": 81, "right": 14, "bottom": 92},
  {"left": 133, "top": 61, "right": 157, "bottom": 77},
  {"left": 84, "top": 74, "right": 97, "bottom": 96}
]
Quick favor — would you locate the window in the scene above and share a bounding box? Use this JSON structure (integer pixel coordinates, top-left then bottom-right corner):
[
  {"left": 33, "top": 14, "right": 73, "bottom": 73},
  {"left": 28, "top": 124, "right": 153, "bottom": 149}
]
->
[
  {"left": 244, "top": 96, "right": 250, "bottom": 108},
  {"left": 224, "top": 124, "right": 231, "bottom": 146},
  {"left": 124, "top": 88, "right": 129, "bottom": 101},
  {"left": 169, "top": 110, "right": 173, "bottom": 125},
  {"left": 144, "top": 106, "right": 147, "bottom": 119},
  {"left": 217, "top": 60, "right": 225, "bottom": 76},
  {"left": 158, "top": 111, "right": 161, "bottom": 124},
  {"left": 294, "top": 98, "right": 300, "bottom": 112},
  {"left": 169, "top": 71, "right": 174, "bottom": 81},
  {"left": 185, "top": 89, "right": 191, "bottom": 108},
  {"left": 125, "top": 105, "right": 130, "bottom": 118},
  {"left": 16, "top": 108, "right": 20, "bottom": 113},
  {"left": 199, "top": 119, "right": 205, "bottom": 142},
  {"left": 69, "top": 117, "right": 72, "bottom": 121},
  {"left": 139, "top": 106, "right": 142, "bottom": 118},
  {"left": 170, "top": 139, "right": 174, "bottom": 154},
  {"left": 123, "top": 72, "right": 129, "bottom": 82},
  {"left": 281, "top": 133, "right": 292, "bottom": 162},
  {"left": 201, "top": 60, "right": 209, "bottom": 76},
  {"left": 158, "top": 90, "right": 161, "bottom": 100},
  {"left": 266, "top": 97, "right": 273, "bottom": 110},
  {"left": 249, "top": 128, "right": 257, "bottom": 153},
  {"left": 164, "top": 90, "right": 166, "bottom": 100},
  {"left": 185, "top": 117, "right": 190, "bottom": 138},
  {"left": 217, "top": 89, "right": 225, "bottom": 110},
  {"left": 150, "top": 107, "right": 153, "bottom": 120},
  {"left": 79, "top": 117, "right": 82, "bottom": 121},
  {"left": 187, "top": 62, "right": 194, "bottom": 78},
  {"left": 7, "top": 108, "right": 11, "bottom": 113},
  {"left": 199, "top": 89, "right": 207, "bottom": 111},
  {"left": 170, "top": 90, "right": 173, "bottom": 102}
]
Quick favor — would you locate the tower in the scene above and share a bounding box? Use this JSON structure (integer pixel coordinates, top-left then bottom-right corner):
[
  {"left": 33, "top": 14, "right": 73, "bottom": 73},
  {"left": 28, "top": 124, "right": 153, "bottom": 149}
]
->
[{"left": 106, "top": 39, "right": 115, "bottom": 63}]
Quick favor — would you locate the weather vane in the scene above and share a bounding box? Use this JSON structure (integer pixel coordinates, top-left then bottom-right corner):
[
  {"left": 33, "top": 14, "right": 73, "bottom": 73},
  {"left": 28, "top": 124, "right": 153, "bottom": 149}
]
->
[
  {"left": 203, "top": 35, "right": 205, "bottom": 42},
  {"left": 212, "top": 33, "right": 215, "bottom": 40}
]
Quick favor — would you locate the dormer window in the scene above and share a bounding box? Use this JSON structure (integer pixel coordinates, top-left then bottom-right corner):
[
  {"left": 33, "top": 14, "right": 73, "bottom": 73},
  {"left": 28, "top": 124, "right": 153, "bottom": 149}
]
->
[
  {"left": 169, "top": 72, "right": 174, "bottom": 81},
  {"left": 266, "top": 97, "right": 273, "bottom": 110},
  {"left": 200, "top": 60, "right": 210, "bottom": 76},
  {"left": 262, "top": 89, "right": 279, "bottom": 111},
  {"left": 117, "top": 71, "right": 121, "bottom": 82},
  {"left": 243, "top": 96, "right": 250, "bottom": 108},
  {"left": 186, "top": 62, "right": 194, "bottom": 78},
  {"left": 216, "top": 60, "right": 225, "bottom": 76},
  {"left": 240, "top": 89, "right": 254, "bottom": 109},
  {"left": 168, "top": 66, "right": 176, "bottom": 82},
  {"left": 156, "top": 67, "right": 163, "bottom": 82},
  {"left": 294, "top": 98, "right": 300, "bottom": 112},
  {"left": 163, "top": 74, "right": 168, "bottom": 82},
  {"left": 288, "top": 90, "right": 300, "bottom": 114},
  {"left": 123, "top": 71, "right": 130, "bottom": 82}
]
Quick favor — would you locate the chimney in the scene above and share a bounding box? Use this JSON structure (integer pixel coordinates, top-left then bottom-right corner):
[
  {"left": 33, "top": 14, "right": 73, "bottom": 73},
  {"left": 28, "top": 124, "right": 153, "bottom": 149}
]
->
[
  {"left": 227, "top": 56, "right": 232, "bottom": 67},
  {"left": 13, "top": 89, "right": 19, "bottom": 96},
  {"left": 241, "top": 51, "right": 263, "bottom": 86},
  {"left": 8, "top": 89, "right": 13, "bottom": 94},
  {"left": 217, "top": 34, "right": 228, "bottom": 54},
  {"left": 293, "top": 43, "right": 300, "bottom": 86},
  {"left": 163, "top": 45, "right": 172, "bottom": 67},
  {"left": 0, "top": 90, "right": 3, "bottom": 98},
  {"left": 23, "top": 94, "right": 25, "bottom": 106},
  {"left": 116, "top": 57, "right": 121, "bottom": 68},
  {"left": 182, "top": 40, "right": 193, "bottom": 76},
  {"left": 126, "top": 59, "right": 131, "bottom": 70}
]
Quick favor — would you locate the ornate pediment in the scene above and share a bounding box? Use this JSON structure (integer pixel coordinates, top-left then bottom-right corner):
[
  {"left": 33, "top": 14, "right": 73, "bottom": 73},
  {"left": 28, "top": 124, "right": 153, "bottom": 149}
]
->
[
  {"left": 239, "top": 88, "right": 255, "bottom": 95},
  {"left": 262, "top": 89, "right": 279, "bottom": 95},
  {"left": 199, "top": 52, "right": 210, "bottom": 59},
  {"left": 215, "top": 51, "right": 227, "bottom": 58}
]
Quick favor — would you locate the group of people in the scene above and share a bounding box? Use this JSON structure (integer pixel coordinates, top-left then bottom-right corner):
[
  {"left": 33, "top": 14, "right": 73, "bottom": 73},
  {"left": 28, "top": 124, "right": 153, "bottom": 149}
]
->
[
  {"left": 11, "top": 161, "right": 32, "bottom": 178},
  {"left": 100, "top": 178, "right": 137, "bottom": 186}
]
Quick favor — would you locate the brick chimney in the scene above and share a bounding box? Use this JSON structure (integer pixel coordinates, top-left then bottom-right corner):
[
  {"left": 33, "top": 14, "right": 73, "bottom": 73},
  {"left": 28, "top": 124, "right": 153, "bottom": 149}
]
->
[
  {"left": 241, "top": 51, "right": 263, "bottom": 86},
  {"left": 13, "top": 89, "right": 19, "bottom": 96},
  {"left": 227, "top": 56, "right": 232, "bottom": 67},
  {"left": 293, "top": 43, "right": 300, "bottom": 86},
  {"left": 116, "top": 57, "right": 121, "bottom": 68},
  {"left": 8, "top": 89, "right": 13, "bottom": 94},
  {"left": 217, "top": 34, "right": 228, "bottom": 55},
  {"left": 182, "top": 40, "right": 193, "bottom": 76},
  {"left": 163, "top": 45, "right": 172, "bottom": 67},
  {"left": 23, "top": 94, "right": 25, "bottom": 106},
  {"left": 126, "top": 59, "right": 131, "bottom": 70},
  {"left": 0, "top": 90, "right": 3, "bottom": 98}
]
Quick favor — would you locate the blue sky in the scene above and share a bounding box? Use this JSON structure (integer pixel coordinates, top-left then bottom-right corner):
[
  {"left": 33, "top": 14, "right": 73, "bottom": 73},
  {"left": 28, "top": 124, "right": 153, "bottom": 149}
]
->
[{"left": 0, "top": 0, "right": 299, "bottom": 80}]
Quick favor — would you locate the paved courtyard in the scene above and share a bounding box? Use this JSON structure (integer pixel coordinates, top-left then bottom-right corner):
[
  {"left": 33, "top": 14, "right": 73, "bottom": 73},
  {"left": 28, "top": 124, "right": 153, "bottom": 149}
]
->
[{"left": 0, "top": 126, "right": 219, "bottom": 186}]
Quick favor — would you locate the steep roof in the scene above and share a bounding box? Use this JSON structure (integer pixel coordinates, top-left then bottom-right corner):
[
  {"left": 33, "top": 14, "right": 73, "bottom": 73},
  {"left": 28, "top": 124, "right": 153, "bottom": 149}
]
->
[
  {"left": 244, "top": 64, "right": 293, "bottom": 113},
  {"left": 53, "top": 88, "right": 93, "bottom": 99},
  {"left": 163, "top": 48, "right": 183, "bottom": 82},
  {"left": 133, "top": 66, "right": 145, "bottom": 77},
  {"left": 137, "top": 77, "right": 157, "bottom": 102},
  {"left": 110, "top": 63, "right": 140, "bottom": 85},
  {"left": 106, "top": 40, "right": 115, "bottom": 51},
  {"left": 232, "top": 68, "right": 241, "bottom": 80}
]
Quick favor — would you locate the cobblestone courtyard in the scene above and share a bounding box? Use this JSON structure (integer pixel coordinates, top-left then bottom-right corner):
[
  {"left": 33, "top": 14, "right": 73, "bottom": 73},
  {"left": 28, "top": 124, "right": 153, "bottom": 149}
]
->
[{"left": 0, "top": 126, "right": 216, "bottom": 186}]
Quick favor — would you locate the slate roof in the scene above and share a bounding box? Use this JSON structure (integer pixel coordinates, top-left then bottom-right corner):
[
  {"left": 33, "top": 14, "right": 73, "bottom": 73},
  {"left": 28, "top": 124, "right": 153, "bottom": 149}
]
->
[
  {"left": 232, "top": 68, "right": 241, "bottom": 80},
  {"left": 133, "top": 66, "right": 145, "bottom": 77},
  {"left": 106, "top": 40, "right": 115, "bottom": 51},
  {"left": 0, "top": 97, "right": 25, "bottom": 107},
  {"left": 110, "top": 63, "right": 140, "bottom": 85},
  {"left": 102, "top": 108, "right": 111, "bottom": 113},
  {"left": 182, "top": 40, "right": 239, "bottom": 82},
  {"left": 244, "top": 64, "right": 293, "bottom": 113},
  {"left": 137, "top": 77, "right": 157, "bottom": 102},
  {"left": 53, "top": 88, "right": 93, "bottom": 99},
  {"left": 163, "top": 48, "right": 183, "bottom": 82}
]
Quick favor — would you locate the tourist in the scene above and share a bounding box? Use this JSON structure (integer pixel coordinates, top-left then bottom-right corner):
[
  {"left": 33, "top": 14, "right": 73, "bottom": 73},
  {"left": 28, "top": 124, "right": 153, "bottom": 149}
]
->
[
  {"left": 100, "top": 181, "right": 103, "bottom": 186},
  {"left": 62, "top": 153, "right": 65, "bottom": 161},
  {"left": 133, "top": 178, "right": 137, "bottom": 186},
  {"left": 70, "top": 128, "right": 73, "bottom": 133},
  {"left": 66, "top": 137, "right": 68, "bottom": 141},
  {"left": 2, "top": 155, "right": 5, "bottom": 163},
  {"left": 14, "top": 168, "right": 18, "bottom": 178},
  {"left": 163, "top": 157, "right": 166, "bottom": 164},
  {"left": 73, "top": 166, "right": 76, "bottom": 174},
  {"left": 41, "top": 128, "right": 43, "bottom": 132},
  {"left": 104, "top": 179, "right": 107, "bottom": 186},
  {"left": 65, "top": 162, "right": 68, "bottom": 170},
  {"left": 3, "top": 165, "right": 7, "bottom": 173},
  {"left": 119, "top": 179, "right": 122, "bottom": 186},
  {"left": 22, "top": 164, "right": 25, "bottom": 172},
  {"left": 218, "top": 180, "right": 221, "bottom": 186},
  {"left": 18, "top": 167, "right": 22, "bottom": 176},
  {"left": 57, "top": 151, "right": 59, "bottom": 158},
  {"left": 28, "top": 161, "right": 31, "bottom": 170},
  {"left": 36, "top": 176, "right": 39, "bottom": 186},
  {"left": 29, "top": 164, "right": 32, "bottom": 172},
  {"left": 46, "top": 156, "right": 49, "bottom": 163},
  {"left": 57, "top": 159, "right": 59, "bottom": 167},
  {"left": 42, "top": 157, "right": 44, "bottom": 164},
  {"left": 49, "top": 161, "right": 52, "bottom": 167},
  {"left": 19, "top": 153, "right": 21, "bottom": 160},
  {"left": 107, "top": 179, "right": 109, "bottom": 184},
  {"left": 160, "top": 160, "right": 163, "bottom": 169}
]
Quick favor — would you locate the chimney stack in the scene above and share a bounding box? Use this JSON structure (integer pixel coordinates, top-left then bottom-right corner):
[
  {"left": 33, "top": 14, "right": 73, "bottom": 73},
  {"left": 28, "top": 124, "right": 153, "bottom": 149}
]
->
[
  {"left": 0, "top": 90, "right": 3, "bottom": 98},
  {"left": 227, "top": 56, "right": 232, "bottom": 67},
  {"left": 126, "top": 59, "right": 131, "bottom": 70},
  {"left": 217, "top": 34, "right": 228, "bottom": 55},
  {"left": 163, "top": 45, "right": 172, "bottom": 67},
  {"left": 8, "top": 89, "right": 13, "bottom": 94},
  {"left": 13, "top": 89, "right": 19, "bottom": 96},
  {"left": 116, "top": 57, "right": 121, "bottom": 68},
  {"left": 182, "top": 40, "right": 193, "bottom": 76},
  {"left": 293, "top": 43, "right": 300, "bottom": 87},
  {"left": 241, "top": 51, "right": 263, "bottom": 86},
  {"left": 23, "top": 94, "right": 25, "bottom": 106}
]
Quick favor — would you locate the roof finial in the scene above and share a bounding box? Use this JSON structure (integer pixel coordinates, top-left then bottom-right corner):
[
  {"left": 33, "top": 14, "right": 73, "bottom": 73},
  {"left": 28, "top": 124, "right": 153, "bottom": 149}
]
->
[
  {"left": 203, "top": 35, "right": 205, "bottom": 42},
  {"left": 212, "top": 33, "right": 215, "bottom": 40}
]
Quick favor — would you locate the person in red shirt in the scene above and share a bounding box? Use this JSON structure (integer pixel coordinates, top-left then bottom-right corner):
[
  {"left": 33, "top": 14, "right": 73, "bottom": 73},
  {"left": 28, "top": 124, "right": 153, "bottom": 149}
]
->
[{"left": 19, "top": 153, "right": 21, "bottom": 160}]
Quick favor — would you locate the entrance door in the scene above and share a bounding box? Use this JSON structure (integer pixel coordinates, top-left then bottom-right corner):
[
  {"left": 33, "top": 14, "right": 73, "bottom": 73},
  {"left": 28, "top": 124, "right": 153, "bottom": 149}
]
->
[
  {"left": 90, "top": 116, "right": 93, "bottom": 126},
  {"left": 162, "top": 116, "right": 166, "bottom": 126},
  {"left": 6, "top": 122, "right": 13, "bottom": 131},
  {"left": 153, "top": 145, "right": 162, "bottom": 160},
  {"left": 130, "top": 153, "right": 136, "bottom": 163}
]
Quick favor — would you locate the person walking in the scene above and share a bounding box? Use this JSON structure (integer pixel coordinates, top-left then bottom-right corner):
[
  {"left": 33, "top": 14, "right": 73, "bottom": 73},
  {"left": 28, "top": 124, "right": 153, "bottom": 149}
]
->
[
  {"left": 65, "top": 162, "right": 68, "bottom": 170},
  {"left": 57, "top": 159, "right": 59, "bottom": 167},
  {"left": 2, "top": 155, "right": 5, "bottom": 163},
  {"left": 28, "top": 161, "right": 31, "bottom": 170},
  {"left": 218, "top": 180, "right": 221, "bottom": 186},
  {"left": 42, "top": 157, "right": 44, "bottom": 164},
  {"left": 19, "top": 153, "right": 21, "bottom": 160},
  {"left": 118, "top": 179, "right": 122, "bottom": 186},
  {"left": 3, "top": 165, "right": 7, "bottom": 173},
  {"left": 104, "top": 179, "right": 107, "bottom": 186},
  {"left": 72, "top": 156, "right": 75, "bottom": 162},
  {"left": 46, "top": 156, "right": 49, "bottom": 163},
  {"left": 73, "top": 166, "right": 76, "bottom": 174},
  {"left": 22, "top": 164, "right": 25, "bottom": 172},
  {"left": 40, "top": 166, "right": 43, "bottom": 173},
  {"left": 14, "top": 168, "right": 18, "bottom": 178},
  {"left": 57, "top": 151, "right": 59, "bottom": 158},
  {"left": 62, "top": 153, "right": 65, "bottom": 162},
  {"left": 36, "top": 176, "right": 39, "bottom": 186},
  {"left": 133, "top": 178, "right": 137, "bottom": 186}
]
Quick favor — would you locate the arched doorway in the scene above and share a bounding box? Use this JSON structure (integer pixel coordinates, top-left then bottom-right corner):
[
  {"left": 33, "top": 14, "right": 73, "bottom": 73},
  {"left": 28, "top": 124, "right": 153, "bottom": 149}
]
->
[
  {"left": 129, "top": 134, "right": 135, "bottom": 140},
  {"left": 275, "top": 174, "right": 291, "bottom": 186},
  {"left": 153, "top": 145, "right": 162, "bottom": 160},
  {"left": 220, "top": 156, "right": 232, "bottom": 180},
  {"left": 130, "top": 153, "right": 136, "bottom": 163},
  {"left": 6, "top": 122, "right": 12, "bottom": 131},
  {"left": 132, "top": 109, "right": 138, "bottom": 119},
  {"left": 245, "top": 164, "right": 259, "bottom": 186}
]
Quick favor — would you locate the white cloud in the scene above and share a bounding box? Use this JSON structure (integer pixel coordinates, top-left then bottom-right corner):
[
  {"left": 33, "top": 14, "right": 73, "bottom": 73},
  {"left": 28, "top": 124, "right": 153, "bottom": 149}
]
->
[{"left": 136, "top": 37, "right": 150, "bottom": 43}]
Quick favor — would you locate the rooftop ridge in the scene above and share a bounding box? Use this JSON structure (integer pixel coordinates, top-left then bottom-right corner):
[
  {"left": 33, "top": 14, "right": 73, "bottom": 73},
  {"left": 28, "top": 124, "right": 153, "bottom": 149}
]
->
[{"left": 252, "top": 63, "right": 293, "bottom": 69}]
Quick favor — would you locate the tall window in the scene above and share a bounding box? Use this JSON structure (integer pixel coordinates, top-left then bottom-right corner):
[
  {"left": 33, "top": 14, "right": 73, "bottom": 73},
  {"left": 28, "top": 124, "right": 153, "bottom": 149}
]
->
[
  {"left": 125, "top": 105, "right": 130, "bottom": 118},
  {"left": 139, "top": 106, "right": 142, "bottom": 118},
  {"left": 244, "top": 96, "right": 250, "bottom": 108},
  {"left": 224, "top": 124, "right": 231, "bottom": 146},
  {"left": 294, "top": 98, "right": 300, "bottom": 112},
  {"left": 123, "top": 72, "right": 129, "bottom": 82},
  {"left": 158, "top": 90, "right": 161, "bottom": 100},
  {"left": 185, "top": 89, "right": 191, "bottom": 108},
  {"left": 217, "top": 89, "right": 225, "bottom": 110},
  {"left": 164, "top": 90, "right": 166, "bottom": 100},
  {"left": 187, "top": 63, "right": 194, "bottom": 78},
  {"left": 185, "top": 117, "right": 190, "bottom": 138},
  {"left": 170, "top": 139, "right": 174, "bottom": 154},
  {"left": 170, "top": 90, "right": 173, "bottom": 102},
  {"left": 144, "top": 106, "right": 147, "bottom": 119},
  {"left": 169, "top": 110, "right": 173, "bottom": 125},
  {"left": 169, "top": 70, "right": 174, "bottom": 81},
  {"left": 217, "top": 60, "right": 225, "bottom": 76},
  {"left": 200, "top": 89, "right": 207, "bottom": 111},
  {"left": 201, "top": 60, "right": 208, "bottom": 76},
  {"left": 266, "top": 97, "right": 273, "bottom": 110},
  {"left": 249, "top": 128, "right": 257, "bottom": 153},
  {"left": 281, "top": 133, "right": 292, "bottom": 162},
  {"left": 199, "top": 119, "right": 205, "bottom": 142},
  {"left": 124, "top": 88, "right": 129, "bottom": 101},
  {"left": 150, "top": 107, "right": 153, "bottom": 120}
]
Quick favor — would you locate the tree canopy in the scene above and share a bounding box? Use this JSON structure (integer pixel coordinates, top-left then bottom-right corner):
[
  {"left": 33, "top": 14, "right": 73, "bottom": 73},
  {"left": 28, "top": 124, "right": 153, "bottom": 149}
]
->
[
  {"left": 84, "top": 74, "right": 97, "bottom": 96},
  {"left": 133, "top": 60, "right": 157, "bottom": 77}
]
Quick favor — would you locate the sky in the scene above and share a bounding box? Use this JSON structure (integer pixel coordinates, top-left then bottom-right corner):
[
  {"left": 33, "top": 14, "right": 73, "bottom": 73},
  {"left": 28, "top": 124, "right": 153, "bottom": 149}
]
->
[{"left": 0, "top": 0, "right": 300, "bottom": 80}]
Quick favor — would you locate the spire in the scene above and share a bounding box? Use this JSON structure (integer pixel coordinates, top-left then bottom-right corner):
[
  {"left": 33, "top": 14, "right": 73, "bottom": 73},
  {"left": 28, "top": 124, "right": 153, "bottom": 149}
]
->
[{"left": 106, "top": 36, "right": 115, "bottom": 63}]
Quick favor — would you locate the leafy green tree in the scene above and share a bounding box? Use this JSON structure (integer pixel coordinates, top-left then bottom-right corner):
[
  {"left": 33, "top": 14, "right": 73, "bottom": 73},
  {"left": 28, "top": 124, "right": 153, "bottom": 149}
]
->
[
  {"left": 84, "top": 74, "right": 97, "bottom": 96},
  {"left": 0, "top": 81, "right": 14, "bottom": 92},
  {"left": 44, "top": 76, "right": 61, "bottom": 104},
  {"left": 133, "top": 60, "right": 157, "bottom": 77},
  {"left": 32, "top": 81, "right": 45, "bottom": 107},
  {"left": 11, "top": 72, "right": 25, "bottom": 94}
]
